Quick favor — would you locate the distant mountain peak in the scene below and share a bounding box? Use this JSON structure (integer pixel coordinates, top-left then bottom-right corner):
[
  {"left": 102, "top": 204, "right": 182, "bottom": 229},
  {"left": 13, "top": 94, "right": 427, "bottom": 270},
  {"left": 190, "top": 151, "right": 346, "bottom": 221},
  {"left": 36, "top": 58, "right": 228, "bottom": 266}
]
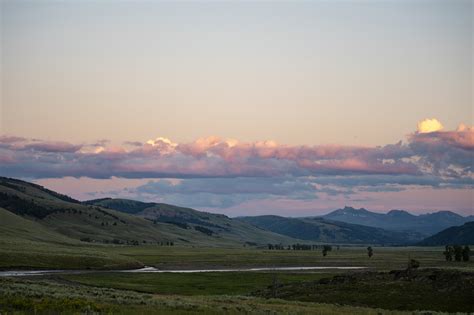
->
[
  {"left": 327, "top": 206, "right": 372, "bottom": 218},
  {"left": 387, "top": 209, "right": 414, "bottom": 217},
  {"left": 420, "top": 210, "right": 462, "bottom": 218},
  {"left": 323, "top": 206, "right": 471, "bottom": 236},
  {"left": 339, "top": 206, "right": 368, "bottom": 212}
]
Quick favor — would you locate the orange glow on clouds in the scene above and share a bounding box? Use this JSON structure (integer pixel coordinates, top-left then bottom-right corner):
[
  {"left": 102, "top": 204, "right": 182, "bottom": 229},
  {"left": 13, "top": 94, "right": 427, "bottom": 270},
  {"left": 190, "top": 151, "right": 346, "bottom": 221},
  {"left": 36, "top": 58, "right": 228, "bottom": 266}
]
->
[{"left": 417, "top": 118, "right": 444, "bottom": 134}]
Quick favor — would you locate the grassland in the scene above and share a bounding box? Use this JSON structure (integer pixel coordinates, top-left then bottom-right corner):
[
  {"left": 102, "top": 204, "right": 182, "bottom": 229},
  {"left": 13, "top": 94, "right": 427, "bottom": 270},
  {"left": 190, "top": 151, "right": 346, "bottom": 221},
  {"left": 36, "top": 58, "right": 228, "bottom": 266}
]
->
[
  {"left": 0, "top": 276, "right": 458, "bottom": 315},
  {"left": 62, "top": 272, "right": 339, "bottom": 295},
  {"left": 1, "top": 245, "right": 473, "bottom": 314},
  {"left": 2, "top": 240, "right": 473, "bottom": 272},
  {"left": 254, "top": 268, "right": 474, "bottom": 313},
  {"left": 104, "top": 245, "right": 474, "bottom": 271}
]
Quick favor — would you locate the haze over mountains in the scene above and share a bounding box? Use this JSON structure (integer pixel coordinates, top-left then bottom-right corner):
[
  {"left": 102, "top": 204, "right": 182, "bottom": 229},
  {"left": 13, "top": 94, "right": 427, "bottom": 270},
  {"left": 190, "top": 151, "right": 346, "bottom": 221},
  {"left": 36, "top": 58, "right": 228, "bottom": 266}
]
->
[
  {"left": 0, "top": 177, "right": 472, "bottom": 247},
  {"left": 322, "top": 206, "right": 474, "bottom": 236},
  {"left": 236, "top": 215, "right": 422, "bottom": 244}
]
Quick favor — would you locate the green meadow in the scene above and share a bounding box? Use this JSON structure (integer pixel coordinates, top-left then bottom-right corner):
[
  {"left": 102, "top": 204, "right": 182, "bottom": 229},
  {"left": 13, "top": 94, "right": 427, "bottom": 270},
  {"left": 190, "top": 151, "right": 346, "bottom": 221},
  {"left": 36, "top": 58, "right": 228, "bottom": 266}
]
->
[{"left": 1, "top": 244, "right": 473, "bottom": 314}]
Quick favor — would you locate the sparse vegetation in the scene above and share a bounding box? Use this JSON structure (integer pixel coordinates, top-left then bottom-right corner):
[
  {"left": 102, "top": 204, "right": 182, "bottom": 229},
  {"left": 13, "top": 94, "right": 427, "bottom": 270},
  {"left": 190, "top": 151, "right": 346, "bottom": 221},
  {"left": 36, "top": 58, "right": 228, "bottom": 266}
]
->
[
  {"left": 367, "top": 246, "right": 373, "bottom": 258},
  {"left": 322, "top": 245, "right": 332, "bottom": 256},
  {"left": 253, "top": 268, "right": 474, "bottom": 313}
]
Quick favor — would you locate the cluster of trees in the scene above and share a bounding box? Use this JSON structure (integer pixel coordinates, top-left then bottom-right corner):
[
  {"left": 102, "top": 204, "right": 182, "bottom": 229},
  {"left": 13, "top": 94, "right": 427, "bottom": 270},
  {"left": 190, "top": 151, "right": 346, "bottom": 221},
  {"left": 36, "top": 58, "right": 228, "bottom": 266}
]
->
[
  {"left": 0, "top": 192, "right": 54, "bottom": 219},
  {"left": 443, "top": 245, "right": 470, "bottom": 262},
  {"left": 159, "top": 241, "right": 174, "bottom": 246},
  {"left": 267, "top": 243, "right": 340, "bottom": 252},
  {"left": 194, "top": 225, "right": 214, "bottom": 236},
  {"left": 162, "top": 221, "right": 189, "bottom": 229},
  {"left": 266, "top": 244, "right": 335, "bottom": 256},
  {"left": 101, "top": 221, "right": 118, "bottom": 226},
  {"left": 91, "top": 206, "right": 126, "bottom": 224},
  {"left": 267, "top": 244, "right": 287, "bottom": 250},
  {"left": 80, "top": 237, "right": 176, "bottom": 246}
]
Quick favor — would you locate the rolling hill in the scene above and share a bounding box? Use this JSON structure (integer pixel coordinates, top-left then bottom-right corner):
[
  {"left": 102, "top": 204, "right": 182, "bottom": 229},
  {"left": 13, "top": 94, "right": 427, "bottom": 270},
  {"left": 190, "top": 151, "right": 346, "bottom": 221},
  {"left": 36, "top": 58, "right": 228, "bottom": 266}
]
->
[
  {"left": 322, "top": 206, "right": 473, "bottom": 236},
  {"left": 237, "top": 215, "right": 421, "bottom": 244},
  {"left": 1, "top": 176, "right": 460, "bottom": 253},
  {"left": 84, "top": 197, "right": 298, "bottom": 246},
  {"left": 418, "top": 222, "right": 474, "bottom": 246},
  {"left": 0, "top": 177, "right": 296, "bottom": 248}
]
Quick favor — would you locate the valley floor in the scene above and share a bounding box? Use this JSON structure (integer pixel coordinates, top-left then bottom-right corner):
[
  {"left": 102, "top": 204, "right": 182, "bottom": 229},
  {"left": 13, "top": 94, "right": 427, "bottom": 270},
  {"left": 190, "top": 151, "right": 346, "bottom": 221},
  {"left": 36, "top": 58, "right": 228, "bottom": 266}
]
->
[{"left": 1, "top": 244, "right": 473, "bottom": 314}]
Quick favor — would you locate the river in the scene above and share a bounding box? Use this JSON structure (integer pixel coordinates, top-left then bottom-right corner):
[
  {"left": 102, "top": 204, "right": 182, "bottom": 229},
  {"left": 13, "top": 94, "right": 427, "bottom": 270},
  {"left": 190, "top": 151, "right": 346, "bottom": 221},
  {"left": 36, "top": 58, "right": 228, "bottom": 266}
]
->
[{"left": 0, "top": 266, "right": 366, "bottom": 277}]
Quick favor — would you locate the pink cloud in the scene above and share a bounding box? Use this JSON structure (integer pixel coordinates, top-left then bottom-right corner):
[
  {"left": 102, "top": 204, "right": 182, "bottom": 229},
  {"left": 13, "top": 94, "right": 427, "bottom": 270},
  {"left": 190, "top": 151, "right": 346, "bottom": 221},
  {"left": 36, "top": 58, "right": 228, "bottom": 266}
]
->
[{"left": 0, "top": 123, "right": 472, "bottom": 182}]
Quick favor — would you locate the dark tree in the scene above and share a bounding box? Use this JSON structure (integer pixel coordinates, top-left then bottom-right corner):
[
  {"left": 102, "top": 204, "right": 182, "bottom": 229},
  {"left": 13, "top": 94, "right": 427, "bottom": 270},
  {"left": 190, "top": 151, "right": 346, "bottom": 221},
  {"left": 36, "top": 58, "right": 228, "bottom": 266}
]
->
[
  {"left": 322, "top": 245, "right": 332, "bottom": 257},
  {"left": 462, "top": 245, "right": 470, "bottom": 262},
  {"left": 443, "top": 245, "right": 454, "bottom": 261},
  {"left": 454, "top": 245, "right": 463, "bottom": 262},
  {"left": 367, "top": 246, "right": 373, "bottom": 258}
]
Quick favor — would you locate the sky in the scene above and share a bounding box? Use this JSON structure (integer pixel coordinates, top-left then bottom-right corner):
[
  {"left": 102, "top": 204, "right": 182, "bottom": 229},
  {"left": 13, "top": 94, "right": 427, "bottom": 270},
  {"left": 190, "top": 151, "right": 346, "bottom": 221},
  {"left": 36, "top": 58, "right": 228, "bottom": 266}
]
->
[{"left": 0, "top": 0, "right": 473, "bottom": 216}]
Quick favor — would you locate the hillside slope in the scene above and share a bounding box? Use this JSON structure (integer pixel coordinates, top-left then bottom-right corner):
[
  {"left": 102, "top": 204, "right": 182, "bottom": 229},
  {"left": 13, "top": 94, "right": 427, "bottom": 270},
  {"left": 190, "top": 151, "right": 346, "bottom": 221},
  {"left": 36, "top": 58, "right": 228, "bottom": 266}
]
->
[
  {"left": 0, "top": 177, "right": 296, "bottom": 247},
  {"left": 323, "top": 206, "right": 473, "bottom": 236},
  {"left": 0, "top": 206, "right": 142, "bottom": 270},
  {"left": 85, "top": 198, "right": 297, "bottom": 246},
  {"left": 418, "top": 222, "right": 474, "bottom": 246},
  {"left": 237, "top": 215, "right": 419, "bottom": 244}
]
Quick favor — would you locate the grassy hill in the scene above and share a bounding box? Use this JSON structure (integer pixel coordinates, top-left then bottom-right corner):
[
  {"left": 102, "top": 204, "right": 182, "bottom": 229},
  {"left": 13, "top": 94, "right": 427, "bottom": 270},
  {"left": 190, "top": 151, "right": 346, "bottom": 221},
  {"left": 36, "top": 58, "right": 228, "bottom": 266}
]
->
[
  {"left": 418, "top": 221, "right": 474, "bottom": 246},
  {"left": 84, "top": 198, "right": 296, "bottom": 247},
  {"left": 0, "top": 177, "right": 296, "bottom": 248},
  {"left": 0, "top": 206, "right": 143, "bottom": 270},
  {"left": 237, "top": 215, "right": 419, "bottom": 244}
]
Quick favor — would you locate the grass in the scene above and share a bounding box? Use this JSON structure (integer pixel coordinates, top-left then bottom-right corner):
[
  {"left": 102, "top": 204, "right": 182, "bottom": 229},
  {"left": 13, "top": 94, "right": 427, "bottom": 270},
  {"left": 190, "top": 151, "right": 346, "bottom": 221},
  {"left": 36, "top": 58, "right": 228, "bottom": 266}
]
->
[
  {"left": 254, "top": 268, "right": 474, "bottom": 313},
  {"left": 0, "top": 239, "right": 143, "bottom": 270},
  {"left": 61, "top": 268, "right": 474, "bottom": 313},
  {"left": 62, "top": 271, "right": 340, "bottom": 295},
  {"left": 103, "top": 245, "right": 474, "bottom": 271},
  {"left": 0, "top": 178, "right": 299, "bottom": 249},
  {"left": 0, "top": 277, "right": 451, "bottom": 315},
  {"left": 1, "top": 246, "right": 473, "bottom": 313},
  {"left": 2, "top": 242, "right": 473, "bottom": 272}
]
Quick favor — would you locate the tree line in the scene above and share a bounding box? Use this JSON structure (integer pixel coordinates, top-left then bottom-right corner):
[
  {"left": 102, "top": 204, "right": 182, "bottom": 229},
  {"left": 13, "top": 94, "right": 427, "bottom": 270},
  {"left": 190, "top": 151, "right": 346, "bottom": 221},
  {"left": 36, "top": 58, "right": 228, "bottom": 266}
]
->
[
  {"left": 267, "top": 243, "right": 338, "bottom": 256},
  {"left": 443, "top": 245, "right": 470, "bottom": 262}
]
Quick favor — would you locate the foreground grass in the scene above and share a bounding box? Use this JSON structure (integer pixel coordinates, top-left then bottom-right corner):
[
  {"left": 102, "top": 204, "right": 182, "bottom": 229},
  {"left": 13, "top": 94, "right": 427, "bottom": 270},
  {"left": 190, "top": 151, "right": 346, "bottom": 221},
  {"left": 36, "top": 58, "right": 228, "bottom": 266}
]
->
[
  {"left": 63, "top": 268, "right": 474, "bottom": 313},
  {"left": 254, "top": 268, "right": 474, "bottom": 313},
  {"left": 63, "top": 271, "right": 341, "bottom": 295},
  {"left": 0, "top": 277, "right": 453, "bottom": 315}
]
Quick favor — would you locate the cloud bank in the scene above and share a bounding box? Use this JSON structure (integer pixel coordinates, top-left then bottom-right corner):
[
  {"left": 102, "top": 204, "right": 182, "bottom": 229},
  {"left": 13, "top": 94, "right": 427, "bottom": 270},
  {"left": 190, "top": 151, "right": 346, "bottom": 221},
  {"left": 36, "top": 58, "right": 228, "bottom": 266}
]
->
[{"left": 1, "top": 121, "right": 473, "bottom": 209}]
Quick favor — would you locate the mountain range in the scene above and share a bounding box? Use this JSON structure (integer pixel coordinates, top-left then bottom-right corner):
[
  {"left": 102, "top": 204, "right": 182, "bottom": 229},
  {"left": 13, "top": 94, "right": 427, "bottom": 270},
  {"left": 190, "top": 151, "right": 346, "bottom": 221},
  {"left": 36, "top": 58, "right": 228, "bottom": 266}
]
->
[
  {"left": 322, "top": 206, "right": 473, "bottom": 236},
  {"left": 236, "top": 215, "right": 422, "bottom": 244},
  {"left": 0, "top": 177, "right": 472, "bottom": 247}
]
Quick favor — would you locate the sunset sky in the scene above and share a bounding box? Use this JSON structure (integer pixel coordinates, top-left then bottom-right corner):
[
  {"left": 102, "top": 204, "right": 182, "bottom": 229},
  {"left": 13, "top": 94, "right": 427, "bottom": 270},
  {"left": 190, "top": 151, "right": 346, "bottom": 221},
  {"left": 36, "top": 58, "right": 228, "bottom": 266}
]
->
[{"left": 1, "top": 0, "right": 472, "bottom": 216}]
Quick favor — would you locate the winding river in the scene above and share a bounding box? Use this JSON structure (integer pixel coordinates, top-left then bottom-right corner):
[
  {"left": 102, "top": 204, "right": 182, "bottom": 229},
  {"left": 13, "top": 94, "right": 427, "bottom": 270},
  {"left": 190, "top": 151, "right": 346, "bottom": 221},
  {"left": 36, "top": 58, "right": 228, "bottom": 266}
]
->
[{"left": 0, "top": 266, "right": 366, "bottom": 277}]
